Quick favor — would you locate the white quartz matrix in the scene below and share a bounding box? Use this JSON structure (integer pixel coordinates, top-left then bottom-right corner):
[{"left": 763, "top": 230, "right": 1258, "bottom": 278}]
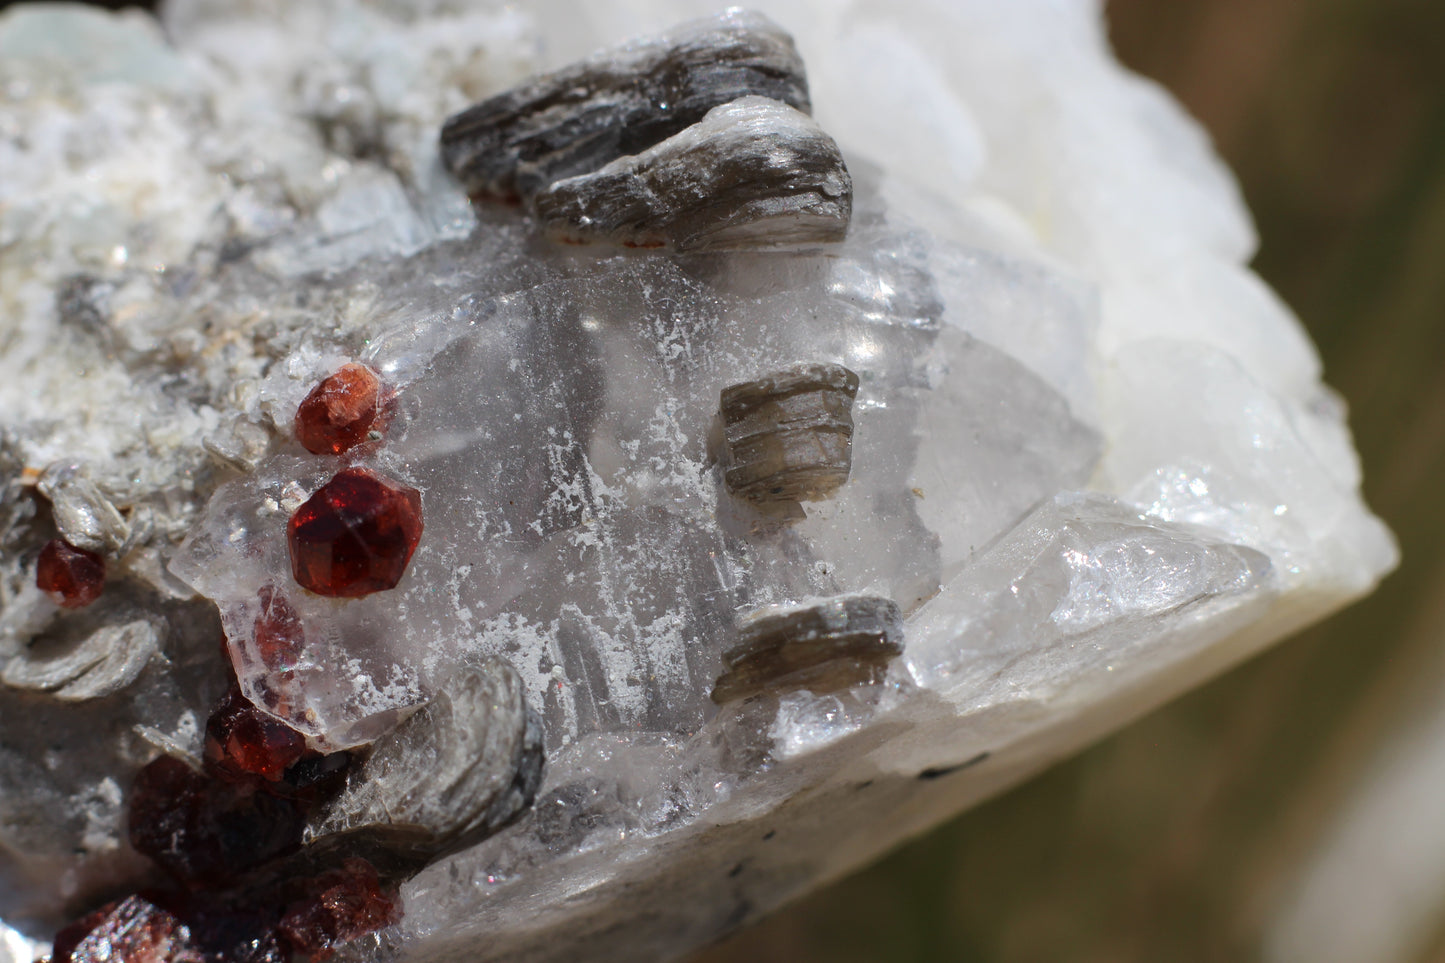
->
[{"left": 0, "top": 0, "right": 1396, "bottom": 961}]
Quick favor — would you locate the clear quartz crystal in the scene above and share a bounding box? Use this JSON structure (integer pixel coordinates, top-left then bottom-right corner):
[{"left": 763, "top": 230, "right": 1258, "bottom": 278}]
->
[
  {"left": 171, "top": 212, "right": 1100, "bottom": 749},
  {"left": 0, "top": 0, "right": 1397, "bottom": 957}
]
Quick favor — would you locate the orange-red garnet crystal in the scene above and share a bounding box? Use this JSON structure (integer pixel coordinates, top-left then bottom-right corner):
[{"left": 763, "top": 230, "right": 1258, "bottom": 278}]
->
[
  {"left": 295, "top": 363, "right": 392, "bottom": 456},
  {"left": 37, "top": 538, "right": 105, "bottom": 608},
  {"left": 287, "top": 468, "right": 422, "bottom": 598}
]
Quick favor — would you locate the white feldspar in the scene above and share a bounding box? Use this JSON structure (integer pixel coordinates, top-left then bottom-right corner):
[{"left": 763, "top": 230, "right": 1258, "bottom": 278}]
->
[{"left": 0, "top": 0, "right": 1395, "bottom": 960}]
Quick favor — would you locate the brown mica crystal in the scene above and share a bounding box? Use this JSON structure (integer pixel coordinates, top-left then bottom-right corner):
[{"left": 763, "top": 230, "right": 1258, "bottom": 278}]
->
[
  {"left": 711, "top": 595, "right": 904, "bottom": 704},
  {"left": 287, "top": 468, "right": 423, "bottom": 598},
  {"left": 279, "top": 858, "right": 400, "bottom": 962},
  {"left": 720, "top": 362, "right": 859, "bottom": 505},
  {"left": 36, "top": 537, "right": 105, "bottom": 608},
  {"left": 295, "top": 363, "right": 392, "bottom": 456}
]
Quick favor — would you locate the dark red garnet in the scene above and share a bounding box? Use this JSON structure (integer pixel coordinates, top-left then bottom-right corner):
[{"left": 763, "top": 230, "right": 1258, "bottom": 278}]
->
[
  {"left": 205, "top": 684, "right": 309, "bottom": 784},
  {"left": 287, "top": 468, "right": 423, "bottom": 598},
  {"left": 279, "top": 858, "right": 400, "bottom": 962},
  {"left": 36, "top": 538, "right": 105, "bottom": 608},
  {"left": 254, "top": 585, "right": 305, "bottom": 675},
  {"left": 53, "top": 894, "right": 287, "bottom": 963},
  {"left": 51, "top": 895, "right": 185, "bottom": 963},
  {"left": 295, "top": 363, "right": 392, "bottom": 456},
  {"left": 128, "top": 755, "right": 306, "bottom": 888}
]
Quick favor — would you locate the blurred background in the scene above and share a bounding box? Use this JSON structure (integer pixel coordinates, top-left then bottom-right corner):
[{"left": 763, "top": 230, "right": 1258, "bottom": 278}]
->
[
  {"left": 695, "top": 0, "right": 1445, "bottom": 960},
  {"left": 4, "top": 0, "right": 1438, "bottom": 958}
]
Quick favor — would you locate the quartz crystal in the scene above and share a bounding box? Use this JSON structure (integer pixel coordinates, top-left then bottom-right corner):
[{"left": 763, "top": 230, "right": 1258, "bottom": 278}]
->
[{"left": 0, "top": 0, "right": 1397, "bottom": 961}]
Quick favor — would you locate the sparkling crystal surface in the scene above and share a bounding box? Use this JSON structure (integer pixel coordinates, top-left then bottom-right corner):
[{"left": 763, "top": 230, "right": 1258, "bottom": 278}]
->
[{"left": 0, "top": 0, "right": 1397, "bottom": 960}]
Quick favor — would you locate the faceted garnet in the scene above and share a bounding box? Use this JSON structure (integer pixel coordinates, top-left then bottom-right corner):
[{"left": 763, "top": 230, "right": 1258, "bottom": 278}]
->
[
  {"left": 279, "top": 858, "right": 400, "bottom": 962},
  {"left": 287, "top": 468, "right": 423, "bottom": 598},
  {"left": 36, "top": 538, "right": 105, "bottom": 608},
  {"left": 294, "top": 362, "right": 392, "bottom": 455},
  {"left": 205, "top": 684, "right": 309, "bottom": 783},
  {"left": 128, "top": 754, "right": 306, "bottom": 888},
  {"left": 51, "top": 895, "right": 186, "bottom": 963}
]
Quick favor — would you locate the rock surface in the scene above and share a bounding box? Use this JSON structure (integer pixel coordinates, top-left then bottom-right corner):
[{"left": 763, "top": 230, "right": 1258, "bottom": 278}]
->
[{"left": 0, "top": 1, "right": 1395, "bottom": 961}]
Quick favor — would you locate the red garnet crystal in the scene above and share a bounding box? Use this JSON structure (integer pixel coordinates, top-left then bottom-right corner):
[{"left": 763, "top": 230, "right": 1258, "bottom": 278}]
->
[
  {"left": 205, "top": 684, "right": 308, "bottom": 783},
  {"left": 254, "top": 585, "right": 305, "bottom": 675},
  {"left": 51, "top": 895, "right": 185, "bottom": 963},
  {"left": 295, "top": 363, "right": 392, "bottom": 455},
  {"left": 36, "top": 538, "right": 105, "bottom": 608},
  {"left": 279, "top": 858, "right": 400, "bottom": 962},
  {"left": 53, "top": 895, "right": 287, "bottom": 963},
  {"left": 287, "top": 468, "right": 423, "bottom": 598},
  {"left": 128, "top": 755, "right": 305, "bottom": 888}
]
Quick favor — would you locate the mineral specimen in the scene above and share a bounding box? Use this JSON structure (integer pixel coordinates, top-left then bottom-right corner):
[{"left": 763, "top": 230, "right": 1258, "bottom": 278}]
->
[
  {"left": 287, "top": 469, "right": 424, "bottom": 599},
  {"left": 37, "top": 466, "right": 130, "bottom": 559},
  {"left": 35, "top": 539, "right": 105, "bottom": 609},
  {"left": 711, "top": 595, "right": 903, "bottom": 704},
  {"left": 719, "top": 361, "right": 860, "bottom": 504},
  {"left": 439, "top": 9, "right": 810, "bottom": 201},
  {"left": 1, "top": 618, "right": 161, "bottom": 703},
  {"left": 532, "top": 96, "right": 852, "bottom": 250},
  {"left": 0, "top": 0, "right": 1398, "bottom": 961}
]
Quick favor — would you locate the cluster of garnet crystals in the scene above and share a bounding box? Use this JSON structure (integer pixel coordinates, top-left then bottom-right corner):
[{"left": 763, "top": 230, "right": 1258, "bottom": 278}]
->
[
  {"left": 52, "top": 362, "right": 425, "bottom": 962},
  {"left": 289, "top": 365, "right": 422, "bottom": 599},
  {"left": 54, "top": 669, "right": 400, "bottom": 963}
]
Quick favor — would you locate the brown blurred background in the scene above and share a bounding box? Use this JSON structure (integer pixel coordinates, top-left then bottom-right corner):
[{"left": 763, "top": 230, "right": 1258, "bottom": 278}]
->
[{"left": 696, "top": 0, "right": 1445, "bottom": 961}]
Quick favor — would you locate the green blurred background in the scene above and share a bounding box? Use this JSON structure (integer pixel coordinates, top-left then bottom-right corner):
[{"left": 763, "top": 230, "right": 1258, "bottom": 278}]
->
[{"left": 694, "top": 0, "right": 1445, "bottom": 960}]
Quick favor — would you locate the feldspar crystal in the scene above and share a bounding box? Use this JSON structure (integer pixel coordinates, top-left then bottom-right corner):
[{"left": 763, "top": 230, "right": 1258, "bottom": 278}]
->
[
  {"left": 0, "top": 1, "right": 1398, "bottom": 961},
  {"left": 35, "top": 539, "right": 105, "bottom": 609},
  {"left": 287, "top": 469, "right": 424, "bottom": 599}
]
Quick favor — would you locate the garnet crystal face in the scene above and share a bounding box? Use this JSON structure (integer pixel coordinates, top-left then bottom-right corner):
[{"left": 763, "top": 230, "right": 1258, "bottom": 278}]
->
[
  {"left": 287, "top": 468, "right": 423, "bottom": 598},
  {"left": 294, "top": 363, "right": 392, "bottom": 455},
  {"left": 279, "top": 858, "right": 400, "bottom": 961},
  {"left": 205, "top": 684, "right": 309, "bottom": 783},
  {"left": 36, "top": 538, "right": 105, "bottom": 608},
  {"left": 127, "top": 755, "right": 306, "bottom": 887},
  {"left": 51, "top": 896, "right": 186, "bottom": 963}
]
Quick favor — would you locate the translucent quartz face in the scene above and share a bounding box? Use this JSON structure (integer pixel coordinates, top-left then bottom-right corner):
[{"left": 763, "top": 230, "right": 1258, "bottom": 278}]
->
[{"left": 171, "top": 212, "right": 1101, "bottom": 751}]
